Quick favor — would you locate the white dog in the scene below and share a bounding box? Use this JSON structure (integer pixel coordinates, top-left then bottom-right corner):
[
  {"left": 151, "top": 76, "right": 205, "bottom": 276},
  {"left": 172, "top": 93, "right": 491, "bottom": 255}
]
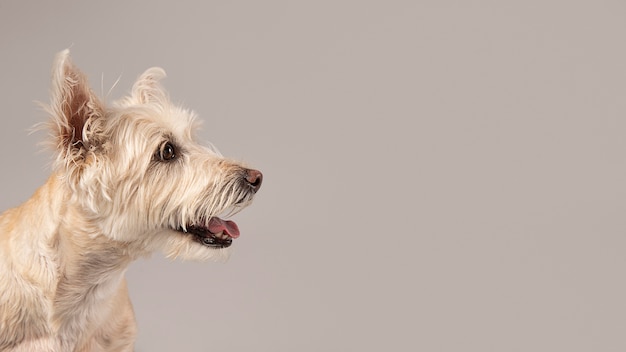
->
[{"left": 0, "top": 50, "right": 262, "bottom": 351}]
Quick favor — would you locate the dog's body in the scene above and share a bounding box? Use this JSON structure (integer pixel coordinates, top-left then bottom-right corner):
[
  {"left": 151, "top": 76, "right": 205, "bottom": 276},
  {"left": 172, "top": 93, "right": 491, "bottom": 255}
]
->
[{"left": 0, "top": 51, "right": 261, "bottom": 351}]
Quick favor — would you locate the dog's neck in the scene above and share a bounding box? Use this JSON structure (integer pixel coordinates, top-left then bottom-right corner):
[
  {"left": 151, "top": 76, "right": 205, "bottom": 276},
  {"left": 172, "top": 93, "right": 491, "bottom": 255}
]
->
[
  {"left": 21, "top": 173, "right": 135, "bottom": 273},
  {"left": 15, "top": 173, "right": 135, "bottom": 348}
]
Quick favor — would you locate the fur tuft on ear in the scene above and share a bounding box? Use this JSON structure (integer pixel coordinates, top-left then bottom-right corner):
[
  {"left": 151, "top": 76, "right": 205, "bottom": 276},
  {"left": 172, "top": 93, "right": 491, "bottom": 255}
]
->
[
  {"left": 131, "top": 67, "right": 168, "bottom": 104},
  {"left": 47, "top": 49, "right": 105, "bottom": 164}
]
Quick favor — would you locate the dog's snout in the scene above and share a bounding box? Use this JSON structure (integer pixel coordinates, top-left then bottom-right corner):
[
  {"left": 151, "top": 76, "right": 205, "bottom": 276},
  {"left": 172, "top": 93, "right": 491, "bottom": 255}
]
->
[{"left": 244, "top": 169, "right": 263, "bottom": 193}]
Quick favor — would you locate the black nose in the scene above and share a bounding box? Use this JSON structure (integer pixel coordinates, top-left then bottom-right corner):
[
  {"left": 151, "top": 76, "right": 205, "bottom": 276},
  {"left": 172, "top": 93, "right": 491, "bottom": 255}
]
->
[{"left": 244, "top": 169, "right": 263, "bottom": 193}]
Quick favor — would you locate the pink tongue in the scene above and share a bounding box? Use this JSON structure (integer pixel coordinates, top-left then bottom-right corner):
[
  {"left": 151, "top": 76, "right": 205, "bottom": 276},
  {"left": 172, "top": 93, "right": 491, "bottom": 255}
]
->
[{"left": 208, "top": 218, "right": 240, "bottom": 239}]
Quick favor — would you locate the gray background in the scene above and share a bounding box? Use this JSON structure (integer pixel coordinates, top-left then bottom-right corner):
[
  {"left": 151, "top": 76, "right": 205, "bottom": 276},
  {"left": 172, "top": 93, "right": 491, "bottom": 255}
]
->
[{"left": 1, "top": 1, "right": 625, "bottom": 351}]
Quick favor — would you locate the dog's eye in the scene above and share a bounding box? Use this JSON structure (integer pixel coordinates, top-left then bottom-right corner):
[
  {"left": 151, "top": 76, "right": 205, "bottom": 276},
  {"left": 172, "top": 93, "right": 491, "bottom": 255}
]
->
[{"left": 158, "top": 142, "right": 176, "bottom": 161}]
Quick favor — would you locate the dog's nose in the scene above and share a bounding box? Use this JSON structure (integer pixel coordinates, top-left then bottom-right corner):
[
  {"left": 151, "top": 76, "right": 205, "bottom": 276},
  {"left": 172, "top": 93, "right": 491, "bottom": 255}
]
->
[{"left": 244, "top": 169, "right": 263, "bottom": 193}]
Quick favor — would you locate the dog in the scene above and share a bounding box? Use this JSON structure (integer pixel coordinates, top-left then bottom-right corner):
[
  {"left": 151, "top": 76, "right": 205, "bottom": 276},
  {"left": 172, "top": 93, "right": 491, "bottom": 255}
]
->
[{"left": 0, "top": 50, "right": 262, "bottom": 351}]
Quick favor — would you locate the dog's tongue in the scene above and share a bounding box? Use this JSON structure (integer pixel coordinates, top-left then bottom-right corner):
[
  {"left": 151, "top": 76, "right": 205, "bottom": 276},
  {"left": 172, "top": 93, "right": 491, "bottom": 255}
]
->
[{"left": 208, "top": 218, "right": 240, "bottom": 239}]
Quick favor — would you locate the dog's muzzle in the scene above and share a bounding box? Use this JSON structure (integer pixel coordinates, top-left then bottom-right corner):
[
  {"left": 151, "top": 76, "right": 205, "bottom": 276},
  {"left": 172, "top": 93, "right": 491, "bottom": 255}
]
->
[{"left": 177, "top": 169, "right": 262, "bottom": 248}]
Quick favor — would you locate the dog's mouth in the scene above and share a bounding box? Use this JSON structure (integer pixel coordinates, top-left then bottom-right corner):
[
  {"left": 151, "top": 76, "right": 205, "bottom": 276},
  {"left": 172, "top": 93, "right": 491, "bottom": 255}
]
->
[{"left": 177, "top": 217, "right": 240, "bottom": 248}]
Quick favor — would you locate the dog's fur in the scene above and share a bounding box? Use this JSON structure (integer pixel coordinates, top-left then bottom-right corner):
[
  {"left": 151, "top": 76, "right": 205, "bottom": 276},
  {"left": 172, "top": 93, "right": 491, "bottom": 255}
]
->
[{"left": 0, "top": 50, "right": 262, "bottom": 351}]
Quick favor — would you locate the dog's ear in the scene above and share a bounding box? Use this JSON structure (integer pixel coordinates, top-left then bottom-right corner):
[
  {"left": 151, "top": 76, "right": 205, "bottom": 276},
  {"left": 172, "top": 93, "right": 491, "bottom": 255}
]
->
[
  {"left": 48, "top": 49, "right": 105, "bottom": 159},
  {"left": 131, "top": 67, "right": 168, "bottom": 105}
]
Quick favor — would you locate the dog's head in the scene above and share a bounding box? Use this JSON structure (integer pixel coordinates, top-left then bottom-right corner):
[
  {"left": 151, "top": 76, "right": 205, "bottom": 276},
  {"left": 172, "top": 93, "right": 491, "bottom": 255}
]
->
[{"left": 45, "top": 50, "right": 262, "bottom": 260}]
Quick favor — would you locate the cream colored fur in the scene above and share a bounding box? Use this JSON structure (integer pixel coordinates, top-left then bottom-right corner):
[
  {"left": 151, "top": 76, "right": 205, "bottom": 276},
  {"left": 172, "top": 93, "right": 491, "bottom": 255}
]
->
[{"left": 0, "top": 50, "right": 260, "bottom": 351}]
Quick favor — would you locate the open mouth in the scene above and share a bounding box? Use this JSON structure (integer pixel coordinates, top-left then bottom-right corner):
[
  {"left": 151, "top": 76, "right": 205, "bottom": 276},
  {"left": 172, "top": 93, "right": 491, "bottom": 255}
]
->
[{"left": 178, "top": 217, "right": 240, "bottom": 248}]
